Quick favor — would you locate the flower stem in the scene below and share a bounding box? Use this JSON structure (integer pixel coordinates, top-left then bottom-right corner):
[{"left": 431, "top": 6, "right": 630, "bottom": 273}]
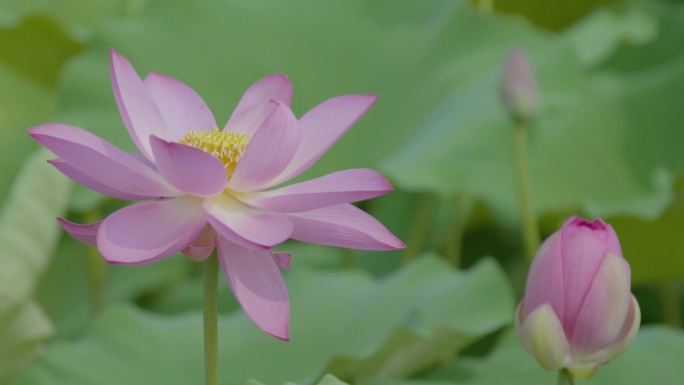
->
[
  {"left": 444, "top": 194, "right": 464, "bottom": 268},
  {"left": 512, "top": 120, "right": 540, "bottom": 262},
  {"left": 86, "top": 246, "right": 106, "bottom": 314},
  {"left": 660, "top": 281, "right": 682, "bottom": 328},
  {"left": 402, "top": 192, "right": 436, "bottom": 265},
  {"left": 204, "top": 254, "right": 220, "bottom": 385},
  {"left": 84, "top": 210, "right": 105, "bottom": 315},
  {"left": 556, "top": 369, "right": 575, "bottom": 385}
]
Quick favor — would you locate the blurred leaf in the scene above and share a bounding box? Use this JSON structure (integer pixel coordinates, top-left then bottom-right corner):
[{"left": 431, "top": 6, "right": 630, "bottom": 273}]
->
[
  {"left": 50, "top": 0, "right": 670, "bottom": 225},
  {"left": 587, "top": 0, "right": 684, "bottom": 283},
  {"left": 382, "top": 1, "right": 682, "bottom": 226},
  {"left": 0, "top": 301, "right": 53, "bottom": 384},
  {"left": 45, "top": 0, "right": 503, "bottom": 210},
  {"left": 607, "top": 178, "right": 684, "bottom": 284},
  {"left": 0, "top": 15, "right": 83, "bottom": 87},
  {"left": 0, "top": 149, "right": 72, "bottom": 304},
  {"left": 490, "top": 0, "right": 622, "bottom": 31},
  {"left": 35, "top": 235, "right": 191, "bottom": 339},
  {"left": 0, "top": 0, "right": 148, "bottom": 39},
  {"left": 563, "top": 7, "right": 657, "bottom": 67},
  {"left": 249, "top": 374, "right": 349, "bottom": 385},
  {"left": 0, "top": 13, "right": 84, "bottom": 205},
  {"left": 0, "top": 149, "right": 71, "bottom": 382},
  {"left": 601, "top": 0, "right": 684, "bottom": 72},
  {"left": 0, "top": 62, "right": 49, "bottom": 205},
  {"left": 357, "top": 326, "right": 684, "bottom": 385},
  {"left": 11, "top": 256, "right": 514, "bottom": 385}
]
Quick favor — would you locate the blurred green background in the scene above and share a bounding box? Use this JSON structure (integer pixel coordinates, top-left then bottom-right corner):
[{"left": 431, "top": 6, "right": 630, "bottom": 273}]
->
[{"left": 1, "top": 0, "right": 683, "bottom": 384}]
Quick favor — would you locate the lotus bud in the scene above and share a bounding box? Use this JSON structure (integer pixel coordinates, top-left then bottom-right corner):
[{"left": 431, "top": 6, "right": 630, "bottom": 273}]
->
[
  {"left": 500, "top": 47, "right": 540, "bottom": 123},
  {"left": 515, "top": 216, "right": 640, "bottom": 379}
]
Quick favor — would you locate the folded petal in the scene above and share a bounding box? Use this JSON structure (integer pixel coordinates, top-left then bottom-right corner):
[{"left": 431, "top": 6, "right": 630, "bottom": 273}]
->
[
  {"left": 110, "top": 49, "right": 167, "bottom": 159},
  {"left": 145, "top": 72, "right": 217, "bottom": 141},
  {"left": 228, "top": 102, "right": 300, "bottom": 192},
  {"left": 273, "top": 253, "right": 292, "bottom": 270},
  {"left": 570, "top": 252, "right": 632, "bottom": 355},
  {"left": 150, "top": 136, "right": 227, "bottom": 197},
  {"left": 600, "top": 295, "right": 641, "bottom": 363},
  {"left": 524, "top": 232, "right": 565, "bottom": 327},
  {"left": 204, "top": 193, "right": 292, "bottom": 250},
  {"left": 521, "top": 304, "right": 570, "bottom": 371},
  {"left": 224, "top": 74, "right": 292, "bottom": 136},
  {"left": 286, "top": 204, "right": 404, "bottom": 250},
  {"left": 57, "top": 218, "right": 101, "bottom": 246},
  {"left": 217, "top": 237, "right": 290, "bottom": 340},
  {"left": 49, "top": 159, "right": 152, "bottom": 201},
  {"left": 271, "top": 94, "right": 377, "bottom": 186},
  {"left": 29, "top": 123, "right": 180, "bottom": 199},
  {"left": 97, "top": 196, "right": 206, "bottom": 265},
  {"left": 182, "top": 225, "right": 217, "bottom": 262},
  {"left": 241, "top": 169, "right": 392, "bottom": 212}
]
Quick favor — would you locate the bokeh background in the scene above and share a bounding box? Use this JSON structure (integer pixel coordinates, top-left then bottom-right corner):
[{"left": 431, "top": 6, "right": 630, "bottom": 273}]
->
[{"left": 1, "top": 0, "right": 683, "bottom": 384}]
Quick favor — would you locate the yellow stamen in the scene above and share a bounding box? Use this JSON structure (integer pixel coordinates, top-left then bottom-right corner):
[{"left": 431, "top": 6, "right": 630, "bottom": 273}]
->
[{"left": 179, "top": 128, "right": 251, "bottom": 180}]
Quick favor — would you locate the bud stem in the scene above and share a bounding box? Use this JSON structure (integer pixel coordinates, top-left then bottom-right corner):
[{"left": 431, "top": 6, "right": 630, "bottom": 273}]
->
[
  {"left": 513, "top": 121, "right": 541, "bottom": 262},
  {"left": 557, "top": 369, "right": 575, "bottom": 385},
  {"left": 204, "top": 253, "right": 220, "bottom": 385}
]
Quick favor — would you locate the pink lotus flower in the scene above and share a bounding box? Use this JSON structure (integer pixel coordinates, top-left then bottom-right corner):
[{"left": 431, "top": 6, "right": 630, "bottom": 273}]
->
[
  {"left": 29, "top": 49, "right": 405, "bottom": 340},
  {"left": 515, "top": 216, "right": 640, "bottom": 378}
]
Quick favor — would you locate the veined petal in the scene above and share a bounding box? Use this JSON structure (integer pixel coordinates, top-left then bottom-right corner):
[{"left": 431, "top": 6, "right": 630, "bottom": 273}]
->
[
  {"left": 240, "top": 169, "right": 392, "bottom": 213},
  {"left": 228, "top": 102, "right": 300, "bottom": 192},
  {"left": 49, "top": 159, "right": 154, "bottom": 201},
  {"left": 273, "top": 253, "right": 292, "bottom": 270},
  {"left": 110, "top": 49, "right": 167, "bottom": 159},
  {"left": 150, "top": 136, "right": 227, "bottom": 197},
  {"left": 271, "top": 94, "right": 377, "bottom": 186},
  {"left": 145, "top": 72, "right": 217, "bottom": 141},
  {"left": 570, "top": 252, "right": 632, "bottom": 355},
  {"left": 29, "top": 123, "right": 180, "bottom": 198},
  {"left": 217, "top": 237, "right": 290, "bottom": 340},
  {"left": 286, "top": 204, "right": 404, "bottom": 251},
  {"left": 57, "top": 218, "right": 101, "bottom": 246},
  {"left": 524, "top": 232, "right": 565, "bottom": 327},
  {"left": 97, "top": 196, "right": 206, "bottom": 265},
  {"left": 561, "top": 222, "right": 609, "bottom": 331},
  {"left": 521, "top": 304, "right": 570, "bottom": 371},
  {"left": 224, "top": 74, "right": 292, "bottom": 136},
  {"left": 204, "top": 193, "right": 292, "bottom": 250}
]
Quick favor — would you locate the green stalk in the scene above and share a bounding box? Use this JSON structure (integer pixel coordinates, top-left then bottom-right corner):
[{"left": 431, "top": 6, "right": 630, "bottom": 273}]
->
[
  {"left": 84, "top": 210, "right": 105, "bottom": 314},
  {"left": 86, "top": 246, "right": 106, "bottom": 314},
  {"left": 444, "top": 194, "right": 464, "bottom": 268},
  {"left": 204, "top": 254, "right": 220, "bottom": 385},
  {"left": 513, "top": 121, "right": 540, "bottom": 262},
  {"left": 661, "top": 281, "right": 682, "bottom": 328},
  {"left": 556, "top": 369, "right": 575, "bottom": 385},
  {"left": 402, "top": 192, "right": 436, "bottom": 265},
  {"left": 342, "top": 248, "right": 356, "bottom": 269}
]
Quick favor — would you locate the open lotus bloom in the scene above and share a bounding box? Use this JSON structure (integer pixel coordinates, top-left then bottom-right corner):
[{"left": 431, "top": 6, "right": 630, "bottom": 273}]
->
[
  {"left": 29, "top": 49, "right": 405, "bottom": 341},
  {"left": 515, "top": 216, "right": 640, "bottom": 378}
]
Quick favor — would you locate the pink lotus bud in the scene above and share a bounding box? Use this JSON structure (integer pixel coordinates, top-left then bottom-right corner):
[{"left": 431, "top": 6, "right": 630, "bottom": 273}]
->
[
  {"left": 515, "top": 216, "right": 640, "bottom": 378},
  {"left": 500, "top": 47, "right": 540, "bottom": 123}
]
